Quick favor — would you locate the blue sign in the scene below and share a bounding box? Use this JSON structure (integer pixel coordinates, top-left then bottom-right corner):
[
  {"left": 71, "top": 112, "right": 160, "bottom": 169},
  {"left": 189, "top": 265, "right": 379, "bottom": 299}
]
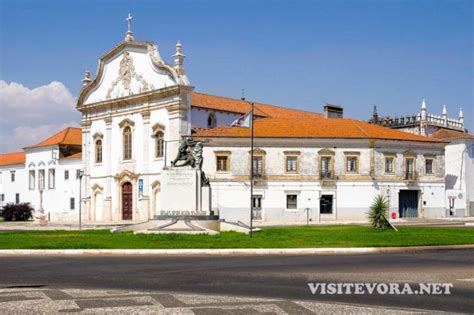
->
[{"left": 138, "top": 179, "right": 143, "bottom": 193}]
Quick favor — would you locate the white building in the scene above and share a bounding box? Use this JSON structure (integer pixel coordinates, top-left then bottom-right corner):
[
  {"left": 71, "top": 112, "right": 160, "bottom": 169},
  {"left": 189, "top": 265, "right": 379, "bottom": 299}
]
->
[
  {"left": 431, "top": 129, "right": 474, "bottom": 217},
  {"left": 0, "top": 17, "right": 452, "bottom": 224},
  {"left": 369, "top": 100, "right": 473, "bottom": 217},
  {"left": 0, "top": 128, "right": 82, "bottom": 222}
]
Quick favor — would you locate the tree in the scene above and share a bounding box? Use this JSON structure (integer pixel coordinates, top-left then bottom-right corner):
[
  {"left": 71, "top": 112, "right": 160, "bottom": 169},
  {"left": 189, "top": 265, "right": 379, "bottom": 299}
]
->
[{"left": 368, "top": 195, "right": 391, "bottom": 230}]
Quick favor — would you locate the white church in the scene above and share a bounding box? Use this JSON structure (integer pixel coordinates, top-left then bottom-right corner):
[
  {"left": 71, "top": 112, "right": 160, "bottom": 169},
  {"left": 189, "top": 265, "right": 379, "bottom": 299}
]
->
[{"left": 1, "top": 16, "right": 472, "bottom": 224}]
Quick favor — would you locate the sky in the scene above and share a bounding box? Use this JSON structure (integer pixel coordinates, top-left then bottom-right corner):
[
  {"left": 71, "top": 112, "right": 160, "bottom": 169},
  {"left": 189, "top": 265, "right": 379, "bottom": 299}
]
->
[{"left": 0, "top": 0, "right": 472, "bottom": 153}]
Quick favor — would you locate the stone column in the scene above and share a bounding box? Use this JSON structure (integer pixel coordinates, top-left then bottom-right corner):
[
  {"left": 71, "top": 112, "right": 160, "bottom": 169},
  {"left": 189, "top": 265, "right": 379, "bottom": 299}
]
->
[
  {"left": 104, "top": 116, "right": 113, "bottom": 220},
  {"left": 139, "top": 110, "right": 151, "bottom": 220},
  {"left": 81, "top": 120, "right": 92, "bottom": 221}
]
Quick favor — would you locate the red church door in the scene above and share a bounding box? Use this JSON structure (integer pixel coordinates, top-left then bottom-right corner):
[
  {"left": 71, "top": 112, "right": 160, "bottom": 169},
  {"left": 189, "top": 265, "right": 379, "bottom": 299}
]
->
[{"left": 122, "top": 182, "right": 133, "bottom": 220}]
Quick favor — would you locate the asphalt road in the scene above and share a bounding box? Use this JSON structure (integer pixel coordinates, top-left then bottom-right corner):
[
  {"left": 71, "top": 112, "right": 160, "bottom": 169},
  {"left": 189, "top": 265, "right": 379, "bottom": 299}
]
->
[{"left": 0, "top": 250, "right": 473, "bottom": 313}]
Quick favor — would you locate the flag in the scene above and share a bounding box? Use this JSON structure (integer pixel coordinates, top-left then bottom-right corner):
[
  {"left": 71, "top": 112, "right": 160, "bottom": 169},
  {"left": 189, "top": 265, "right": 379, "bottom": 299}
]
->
[{"left": 231, "top": 112, "right": 252, "bottom": 128}]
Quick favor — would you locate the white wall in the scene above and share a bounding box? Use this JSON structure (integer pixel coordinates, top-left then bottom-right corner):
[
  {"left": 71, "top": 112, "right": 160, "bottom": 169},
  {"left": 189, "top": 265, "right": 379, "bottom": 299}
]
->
[
  {"left": 445, "top": 139, "right": 474, "bottom": 216},
  {"left": 191, "top": 107, "right": 241, "bottom": 129}
]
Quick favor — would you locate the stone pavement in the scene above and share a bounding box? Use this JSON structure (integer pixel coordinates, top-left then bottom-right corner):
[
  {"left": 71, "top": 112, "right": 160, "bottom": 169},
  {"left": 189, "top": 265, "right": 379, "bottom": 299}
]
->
[{"left": 0, "top": 287, "right": 439, "bottom": 314}]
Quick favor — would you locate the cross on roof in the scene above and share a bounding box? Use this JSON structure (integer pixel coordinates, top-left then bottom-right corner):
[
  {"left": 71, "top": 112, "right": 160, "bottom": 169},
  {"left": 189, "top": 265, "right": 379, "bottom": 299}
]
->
[
  {"left": 125, "top": 13, "right": 134, "bottom": 41},
  {"left": 126, "top": 13, "right": 133, "bottom": 32}
]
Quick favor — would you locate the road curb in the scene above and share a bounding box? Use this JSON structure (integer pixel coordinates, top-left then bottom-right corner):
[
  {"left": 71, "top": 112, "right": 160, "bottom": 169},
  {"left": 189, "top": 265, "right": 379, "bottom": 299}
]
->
[{"left": 1, "top": 244, "right": 474, "bottom": 256}]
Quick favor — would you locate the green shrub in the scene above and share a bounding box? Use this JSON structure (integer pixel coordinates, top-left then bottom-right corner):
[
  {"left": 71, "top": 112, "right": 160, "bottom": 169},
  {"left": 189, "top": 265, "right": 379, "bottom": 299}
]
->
[
  {"left": 1, "top": 203, "right": 34, "bottom": 221},
  {"left": 368, "top": 195, "right": 390, "bottom": 230}
]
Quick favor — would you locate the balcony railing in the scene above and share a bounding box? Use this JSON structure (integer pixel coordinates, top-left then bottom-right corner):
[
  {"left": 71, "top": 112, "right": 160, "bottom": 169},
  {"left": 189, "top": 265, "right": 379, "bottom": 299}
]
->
[
  {"left": 404, "top": 171, "right": 418, "bottom": 181},
  {"left": 320, "top": 171, "right": 334, "bottom": 180}
]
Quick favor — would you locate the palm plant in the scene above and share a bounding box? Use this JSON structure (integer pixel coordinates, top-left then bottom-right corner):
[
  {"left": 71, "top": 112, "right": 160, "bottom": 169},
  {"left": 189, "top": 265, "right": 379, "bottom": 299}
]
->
[{"left": 368, "top": 195, "right": 390, "bottom": 230}]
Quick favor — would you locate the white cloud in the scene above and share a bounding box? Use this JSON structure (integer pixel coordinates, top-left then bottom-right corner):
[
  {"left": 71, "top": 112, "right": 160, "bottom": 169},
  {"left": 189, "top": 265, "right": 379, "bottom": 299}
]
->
[{"left": 0, "top": 80, "right": 80, "bottom": 152}]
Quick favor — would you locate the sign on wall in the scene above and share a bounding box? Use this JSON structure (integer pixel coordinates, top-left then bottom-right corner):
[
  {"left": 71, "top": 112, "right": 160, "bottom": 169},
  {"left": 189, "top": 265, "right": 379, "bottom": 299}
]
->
[{"left": 138, "top": 179, "right": 143, "bottom": 194}]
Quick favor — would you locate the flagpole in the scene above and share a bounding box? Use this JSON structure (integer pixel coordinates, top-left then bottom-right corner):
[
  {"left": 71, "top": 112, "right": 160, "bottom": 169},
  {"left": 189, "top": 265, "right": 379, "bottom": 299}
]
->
[{"left": 249, "top": 101, "right": 254, "bottom": 238}]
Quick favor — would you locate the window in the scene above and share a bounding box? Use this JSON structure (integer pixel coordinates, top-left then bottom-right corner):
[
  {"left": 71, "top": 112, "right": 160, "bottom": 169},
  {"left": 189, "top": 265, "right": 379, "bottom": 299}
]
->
[
  {"left": 286, "top": 156, "right": 298, "bottom": 173},
  {"left": 123, "top": 126, "right": 132, "bottom": 160},
  {"left": 15, "top": 193, "right": 20, "bottom": 204},
  {"left": 0, "top": 194, "right": 5, "bottom": 202},
  {"left": 320, "top": 156, "right": 332, "bottom": 179},
  {"left": 286, "top": 194, "right": 298, "bottom": 209},
  {"left": 252, "top": 195, "right": 262, "bottom": 220},
  {"left": 216, "top": 155, "right": 229, "bottom": 172},
  {"left": 405, "top": 158, "right": 415, "bottom": 180},
  {"left": 207, "top": 113, "right": 217, "bottom": 128},
  {"left": 38, "top": 169, "right": 45, "bottom": 190},
  {"left": 320, "top": 195, "right": 333, "bottom": 214},
  {"left": 155, "top": 131, "right": 164, "bottom": 158},
  {"left": 70, "top": 197, "right": 75, "bottom": 210},
  {"left": 385, "top": 157, "right": 394, "bottom": 173},
  {"left": 425, "top": 159, "right": 434, "bottom": 175},
  {"left": 29, "top": 170, "right": 36, "bottom": 190},
  {"left": 95, "top": 139, "right": 103, "bottom": 163},
  {"left": 346, "top": 156, "right": 358, "bottom": 173},
  {"left": 48, "top": 169, "right": 55, "bottom": 189},
  {"left": 10, "top": 171, "right": 15, "bottom": 182},
  {"left": 252, "top": 156, "right": 264, "bottom": 177},
  {"left": 65, "top": 170, "right": 69, "bottom": 180},
  {"left": 76, "top": 169, "right": 81, "bottom": 179}
]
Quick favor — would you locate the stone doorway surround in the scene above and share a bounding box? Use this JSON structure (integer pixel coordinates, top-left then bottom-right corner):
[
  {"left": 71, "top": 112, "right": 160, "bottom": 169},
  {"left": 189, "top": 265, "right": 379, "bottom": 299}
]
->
[{"left": 114, "top": 170, "right": 139, "bottom": 221}]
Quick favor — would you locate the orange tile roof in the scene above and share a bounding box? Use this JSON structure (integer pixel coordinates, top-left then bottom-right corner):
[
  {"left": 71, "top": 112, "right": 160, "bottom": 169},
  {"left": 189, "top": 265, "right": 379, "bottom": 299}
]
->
[
  {"left": 191, "top": 92, "right": 322, "bottom": 119},
  {"left": 0, "top": 152, "right": 25, "bottom": 167},
  {"left": 430, "top": 129, "right": 474, "bottom": 141},
  {"left": 60, "top": 152, "right": 82, "bottom": 160},
  {"left": 191, "top": 92, "right": 442, "bottom": 143},
  {"left": 193, "top": 116, "right": 443, "bottom": 143},
  {"left": 25, "top": 127, "right": 82, "bottom": 149}
]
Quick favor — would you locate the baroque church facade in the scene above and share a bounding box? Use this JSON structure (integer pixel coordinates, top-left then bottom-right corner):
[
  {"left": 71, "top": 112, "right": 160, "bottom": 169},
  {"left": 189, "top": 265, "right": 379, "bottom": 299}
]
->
[{"left": 1, "top": 18, "right": 461, "bottom": 224}]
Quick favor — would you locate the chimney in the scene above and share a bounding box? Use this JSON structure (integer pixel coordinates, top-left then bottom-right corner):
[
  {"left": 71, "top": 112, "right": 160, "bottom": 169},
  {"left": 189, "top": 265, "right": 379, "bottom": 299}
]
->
[{"left": 324, "top": 104, "right": 343, "bottom": 119}]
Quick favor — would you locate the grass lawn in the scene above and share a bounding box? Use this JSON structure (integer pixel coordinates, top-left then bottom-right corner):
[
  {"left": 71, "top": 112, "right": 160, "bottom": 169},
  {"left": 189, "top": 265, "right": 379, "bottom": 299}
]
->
[{"left": 0, "top": 226, "right": 473, "bottom": 249}]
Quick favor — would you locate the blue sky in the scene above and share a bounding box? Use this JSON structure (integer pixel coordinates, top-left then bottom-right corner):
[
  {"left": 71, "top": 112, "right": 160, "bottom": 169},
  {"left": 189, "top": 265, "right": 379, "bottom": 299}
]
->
[{"left": 0, "top": 0, "right": 472, "bottom": 152}]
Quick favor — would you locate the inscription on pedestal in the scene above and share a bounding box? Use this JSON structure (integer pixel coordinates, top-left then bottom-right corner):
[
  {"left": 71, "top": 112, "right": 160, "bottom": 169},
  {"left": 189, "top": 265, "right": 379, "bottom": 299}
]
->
[{"left": 160, "top": 169, "right": 199, "bottom": 213}]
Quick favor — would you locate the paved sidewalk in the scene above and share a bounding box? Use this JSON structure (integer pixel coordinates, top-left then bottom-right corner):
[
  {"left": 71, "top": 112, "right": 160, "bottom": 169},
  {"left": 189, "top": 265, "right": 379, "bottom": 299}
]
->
[
  {"left": 257, "top": 217, "right": 474, "bottom": 227},
  {"left": 0, "top": 220, "right": 144, "bottom": 231},
  {"left": 0, "top": 287, "right": 440, "bottom": 314}
]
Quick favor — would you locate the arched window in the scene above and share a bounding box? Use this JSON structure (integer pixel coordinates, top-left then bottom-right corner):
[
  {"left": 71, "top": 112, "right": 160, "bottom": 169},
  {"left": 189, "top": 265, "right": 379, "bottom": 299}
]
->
[
  {"left": 123, "top": 126, "right": 132, "bottom": 160},
  {"left": 207, "top": 113, "right": 217, "bottom": 128},
  {"left": 95, "top": 139, "right": 103, "bottom": 163},
  {"left": 155, "top": 131, "right": 164, "bottom": 158}
]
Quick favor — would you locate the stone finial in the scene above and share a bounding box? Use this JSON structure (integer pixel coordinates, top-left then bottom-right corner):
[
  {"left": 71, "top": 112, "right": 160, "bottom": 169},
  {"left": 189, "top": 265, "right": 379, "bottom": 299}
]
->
[
  {"left": 442, "top": 104, "right": 448, "bottom": 127},
  {"left": 420, "top": 98, "right": 427, "bottom": 121},
  {"left": 459, "top": 107, "right": 464, "bottom": 124},
  {"left": 125, "top": 13, "right": 134, "bottom": 41},
  {"left": 372, "top": 105, "right": 378, "bottom": 123},
  {"left": 82, "top": 70, "right": 91, "bottom": 86},
  {"left": 173, "top": 40, "right": 186, "bottom": 75},
  {"left": 421, "top": 98, "right": 427, "bottom": 110}
]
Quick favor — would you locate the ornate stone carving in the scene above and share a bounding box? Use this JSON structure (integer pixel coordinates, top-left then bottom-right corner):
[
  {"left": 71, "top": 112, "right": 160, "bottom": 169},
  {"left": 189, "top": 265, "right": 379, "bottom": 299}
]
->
[
  {"left": 92, "top": 132, "right": 104, "bottom": 140},
  {"left": 147, "top": 43, "right": 187, "bottom": 85},
  {"left": 106, "top": 52, "right": 151, "bottom": 99}
]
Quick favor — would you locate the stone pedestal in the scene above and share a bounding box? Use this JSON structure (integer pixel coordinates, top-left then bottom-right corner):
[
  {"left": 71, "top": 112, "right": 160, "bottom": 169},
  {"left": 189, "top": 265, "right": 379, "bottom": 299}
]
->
[{"left": 160, "top": 168, "right": 211, "bottom": 216}]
